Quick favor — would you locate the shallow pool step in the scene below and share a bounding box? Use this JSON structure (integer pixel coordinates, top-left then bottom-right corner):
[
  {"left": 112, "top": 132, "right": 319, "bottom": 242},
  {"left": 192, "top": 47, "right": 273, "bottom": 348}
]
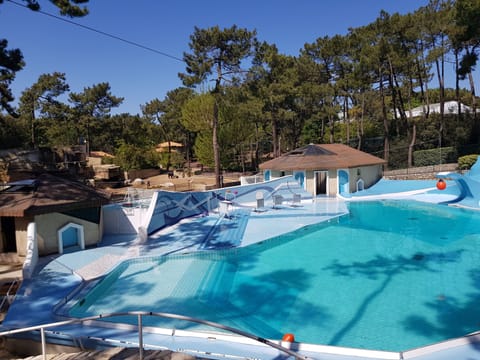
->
[
  {"left": 75, "top": 254, "right": 123, "bottom": 281},
  {"left": 167, "top": 258, "right": 213, "bottom": 299},
  {"left": 196, "top": 260, "right": 232, "bottom": 301}
]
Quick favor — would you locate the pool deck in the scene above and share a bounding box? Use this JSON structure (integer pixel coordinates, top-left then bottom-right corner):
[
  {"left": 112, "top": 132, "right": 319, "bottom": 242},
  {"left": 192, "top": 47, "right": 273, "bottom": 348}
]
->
[{"left": 3, "top": 184, "right": 480, "bottom": 360}]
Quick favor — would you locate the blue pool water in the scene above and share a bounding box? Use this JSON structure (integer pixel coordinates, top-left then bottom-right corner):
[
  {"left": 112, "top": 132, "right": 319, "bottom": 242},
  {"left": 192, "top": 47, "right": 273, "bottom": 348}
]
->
[{"left": 69, "top": 200, "right": 480, "bottom": 351}]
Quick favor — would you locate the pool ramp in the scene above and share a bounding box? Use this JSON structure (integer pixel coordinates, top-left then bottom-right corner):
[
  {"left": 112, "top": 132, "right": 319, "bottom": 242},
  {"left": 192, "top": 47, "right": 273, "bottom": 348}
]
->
[
  {"left": 433, "top": 158, "right": 480, "bottom": 209},
  {"left": 201, "top": 209, "right": 250, "bottom": 249}
]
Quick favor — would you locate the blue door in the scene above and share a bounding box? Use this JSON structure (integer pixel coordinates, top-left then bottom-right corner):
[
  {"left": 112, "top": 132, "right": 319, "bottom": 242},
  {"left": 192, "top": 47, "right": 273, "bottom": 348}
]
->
[
  {"left": 293, "top": 171, "right": 305, "bottom": 188},
  {"left": 264, "top": 170, "right": 271, "bottom": 181},
  {"left": 338, "top": 169, "right": 349, "bottom": 194},
  {"left": 62, "top": 226, "right": 78, "bottom": 248}
]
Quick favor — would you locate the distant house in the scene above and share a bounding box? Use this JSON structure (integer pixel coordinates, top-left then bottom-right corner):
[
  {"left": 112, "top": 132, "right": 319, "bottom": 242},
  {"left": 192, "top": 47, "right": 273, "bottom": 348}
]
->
[
  {"left": 0, "top": 173, "right": 111, "bottom": 259},
  {"left": 155, "top": 141, "right": 183, "bottom": 153},
  {"left": 259, "top": 144, "right": 386, "bottom": 197},
  {"left": 402, "top": 101, "right": 476, "bottom": 118}
]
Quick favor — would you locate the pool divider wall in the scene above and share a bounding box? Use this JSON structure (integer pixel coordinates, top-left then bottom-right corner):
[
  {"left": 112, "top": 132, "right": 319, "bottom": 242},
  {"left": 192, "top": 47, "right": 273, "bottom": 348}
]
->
[{"left": 144, "top": 176, "right": 312, "bottom": 236}]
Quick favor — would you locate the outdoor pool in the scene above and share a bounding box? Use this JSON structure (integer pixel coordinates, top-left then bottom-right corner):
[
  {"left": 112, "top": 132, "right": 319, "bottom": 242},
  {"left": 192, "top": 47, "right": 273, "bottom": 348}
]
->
[{"left": 69, "top": 200, "right": 480, "bottom": 351}]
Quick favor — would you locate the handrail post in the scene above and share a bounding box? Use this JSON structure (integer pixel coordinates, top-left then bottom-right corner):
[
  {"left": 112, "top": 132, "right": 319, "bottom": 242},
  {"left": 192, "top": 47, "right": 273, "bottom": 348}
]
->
[
  {"left": 138, "top": 313, "right": 143, "bottom": 360},
  {"left": 40, "top": 327, "right": 46, "bottom": 360}
]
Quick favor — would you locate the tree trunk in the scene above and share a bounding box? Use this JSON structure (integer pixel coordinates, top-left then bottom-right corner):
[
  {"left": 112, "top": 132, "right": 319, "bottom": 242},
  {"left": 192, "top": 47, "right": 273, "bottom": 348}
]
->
[
  {"left": 329, "top": 114, "right": 334, "bottom": 143},
  {"left": 272, "top": 118, "right": 279, "bottom": 157},
  {"left": 455, "top": 50, "right": 461, "bottom": 118},
  {"left": 344, "top": 96, "right": 350, "bottom": 144},
  {"left": 213, "top": 100, "right": 221, "bottom": 188},
  {"left": 30, "top": 109, "right": 35, "bottom": 148},
  {"left": 379, "top": 70, "right": 389, "bottom": 166},
  {"left": 434, "top": 57, "right": 445, "bottom": 154},
  {"left": 468, "top": 70, "right": 477, "bottom": 119},
  {"left": 408, "top": 122, "right": 416, "bottom": 168},
  {"left": 357, "top": 92, "right": 365, "bottom": 150}
]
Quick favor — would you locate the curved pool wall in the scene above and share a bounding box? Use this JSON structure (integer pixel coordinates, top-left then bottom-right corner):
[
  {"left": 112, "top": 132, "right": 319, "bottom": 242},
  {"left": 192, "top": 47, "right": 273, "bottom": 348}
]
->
[{"left": 438, "top": 159, "right": 480, "bottom": 209}]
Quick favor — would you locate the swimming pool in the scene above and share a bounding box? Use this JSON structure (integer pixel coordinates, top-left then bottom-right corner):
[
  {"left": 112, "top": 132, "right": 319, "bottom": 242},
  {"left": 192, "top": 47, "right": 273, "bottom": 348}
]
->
[{"left": 69, "top": 200, "right": 480, "bottom": 351}]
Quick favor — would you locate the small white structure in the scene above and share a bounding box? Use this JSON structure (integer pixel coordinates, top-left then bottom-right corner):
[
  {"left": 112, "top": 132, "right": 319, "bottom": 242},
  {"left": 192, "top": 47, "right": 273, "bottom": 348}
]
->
[{"left": 402, "top": 101, "right": 476, "bottom": 118}]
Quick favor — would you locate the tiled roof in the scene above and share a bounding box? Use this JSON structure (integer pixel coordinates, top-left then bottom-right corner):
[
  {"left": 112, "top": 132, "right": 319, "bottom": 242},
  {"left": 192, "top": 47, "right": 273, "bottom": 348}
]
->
[
  {"left": 259, "top": 144, "right": 385, "bottom": 171},
  {"left": 0, "top": 173, "right": 111, "bottom": 217}
]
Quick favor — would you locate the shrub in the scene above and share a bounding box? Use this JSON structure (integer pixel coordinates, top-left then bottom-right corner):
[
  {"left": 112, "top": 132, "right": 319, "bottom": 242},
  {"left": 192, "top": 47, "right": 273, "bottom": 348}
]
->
[
  {"left": 458, "top": 154, "right": 479, "bottom": 170},
  {"left": 413, "top": 147, "right": 457, "bottom": 166}
]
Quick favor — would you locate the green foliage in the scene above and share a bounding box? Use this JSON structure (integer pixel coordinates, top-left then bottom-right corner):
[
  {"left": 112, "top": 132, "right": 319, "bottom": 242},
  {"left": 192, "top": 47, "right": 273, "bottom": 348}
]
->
[
  {"left": 193, "top": 132, "right": 214, "bottom": 168},
  {"left": 158, "top": 151, "right": 184, "bottom": 170},
  {"left": 0, "top": 115, "right": 28, "bottom": 149},
  {"left": 101, "top": 155, "right": 115, "bottom": 165},
  {"left": 142, "top": 88, "right": 194, "bottom": 153},
  {"left": 458, "top": 154, "right": 479, "bottom": 169},
  {"left": 181, "top": 93, "right": 215, "bottom": 132},
  {"left": 180, "top": 25, "right": 257, "bottom": 89},
  {"left": 413, "top": 147, "right": 457, "bottom": 166},
  {"left": 50, "top": 0, "right": 89, "bottom": 17},
  {"left": 114, "top": 141, "right": 159, "bottom": 171},
  {"left": 180, "top": 25, "right": 257, "bottom": 185},
  {"left": 0, "top": 39, "right": 24, "bottom": 116},
  {"left": 69, "top": 82, "right": 123, "bottom": 151},
  {"left": 18, "top": 72, "right": 70, "bottom": 147}
]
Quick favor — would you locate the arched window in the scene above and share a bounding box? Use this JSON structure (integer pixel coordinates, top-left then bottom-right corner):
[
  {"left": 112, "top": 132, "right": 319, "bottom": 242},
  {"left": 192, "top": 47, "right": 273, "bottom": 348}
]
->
[{"left": 356, "top": 178, "right": 365, "bottom": 192}]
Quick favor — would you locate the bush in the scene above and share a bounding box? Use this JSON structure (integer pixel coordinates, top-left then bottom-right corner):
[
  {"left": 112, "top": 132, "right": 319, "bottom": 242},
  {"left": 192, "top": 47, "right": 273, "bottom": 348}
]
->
[
  {"left": 114, "top": 142, "right": 160, "bottom": 171},
  {"left": 158, "top": 151, "right": 185, "bottom": 170},
  {"left": 458, "top": 154, "right": 479, "bottom": 170},
  {"left": 413, "top": 147, "right": 457, "bottom": 166}
]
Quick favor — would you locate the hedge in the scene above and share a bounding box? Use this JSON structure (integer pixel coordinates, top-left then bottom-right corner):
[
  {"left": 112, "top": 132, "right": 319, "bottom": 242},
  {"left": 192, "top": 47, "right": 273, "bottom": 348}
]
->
[
  {"left": 413, "top": 147, "right": 457, "bottom": 167},
  {"left": 458, "top": 154, "right": 479, "bottom": 170}
]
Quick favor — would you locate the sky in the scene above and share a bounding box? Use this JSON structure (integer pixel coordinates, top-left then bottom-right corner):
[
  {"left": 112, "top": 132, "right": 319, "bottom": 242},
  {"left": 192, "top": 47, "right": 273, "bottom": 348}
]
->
[{"left": 1, "top": 0, "right": 442, "bottom": 115}]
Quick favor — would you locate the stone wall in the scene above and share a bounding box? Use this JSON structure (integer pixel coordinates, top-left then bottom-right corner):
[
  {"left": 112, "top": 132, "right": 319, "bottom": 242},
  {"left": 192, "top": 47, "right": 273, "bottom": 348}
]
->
[{"left": 383, "top": 163, "right": 460, "bottom": 180}]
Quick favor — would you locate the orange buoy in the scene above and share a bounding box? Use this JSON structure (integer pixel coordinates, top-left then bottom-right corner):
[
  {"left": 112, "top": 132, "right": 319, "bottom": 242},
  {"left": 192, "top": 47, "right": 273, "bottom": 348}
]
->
[
  {"left": 436, "top": 179, "right": 447, "bottom": 190},
  {"left": 282, "top": 333, "right": 295, "bottom": 342}
]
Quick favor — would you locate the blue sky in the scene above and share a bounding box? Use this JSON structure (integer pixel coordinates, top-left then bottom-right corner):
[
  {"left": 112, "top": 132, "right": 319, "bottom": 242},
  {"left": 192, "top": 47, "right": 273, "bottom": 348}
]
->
[{"left": 2, "top": 0, "right": 443, "bottom": 115}]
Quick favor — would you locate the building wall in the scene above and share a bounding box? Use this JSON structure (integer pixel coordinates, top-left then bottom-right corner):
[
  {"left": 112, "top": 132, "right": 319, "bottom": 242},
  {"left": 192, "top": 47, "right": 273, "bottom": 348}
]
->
[
  {"left": 269, "top": 170, "right": 292, "bottom": 178},
  {"left": 266, "top": 164, "right": 383, "bottom": 197},
  {"left": 15, "top": 217, "right": 33, "bottom": 257},
  {"left": 353, "top": 164, "right": 383, "bottom": 191},
  {"left": 328, "top": 169, "right": 338, "bottom": 195},
  {"left": 35, "top": 212, "right": 101, "bottom": 255},
  {"left": 305, "top": 171, "right": 315, "bottom": 194}
]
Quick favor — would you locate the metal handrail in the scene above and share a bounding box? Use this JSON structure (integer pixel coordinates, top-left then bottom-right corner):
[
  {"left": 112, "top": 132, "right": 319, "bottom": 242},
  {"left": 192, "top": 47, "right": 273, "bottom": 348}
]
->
[
  {"left": 0, "top": 311, "right": 309, "bottom": 360},
  {"left": 0, "top": 279, "right": 19, "bottom": 313}
]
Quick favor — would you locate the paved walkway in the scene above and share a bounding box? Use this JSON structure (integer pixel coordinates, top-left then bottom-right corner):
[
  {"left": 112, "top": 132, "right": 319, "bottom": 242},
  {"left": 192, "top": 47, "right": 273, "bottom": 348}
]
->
[{"left": 1, "top": 347, "right": 198, "bottom": 359}]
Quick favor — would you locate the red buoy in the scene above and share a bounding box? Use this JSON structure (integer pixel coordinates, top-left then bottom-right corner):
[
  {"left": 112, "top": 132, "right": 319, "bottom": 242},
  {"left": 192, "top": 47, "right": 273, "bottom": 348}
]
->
[
  {"left": 282, "top": 333, "right": 295, "bottom": 342},
  {"left": 436, "top": 179, "right": 446, "bottom": 190}
]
